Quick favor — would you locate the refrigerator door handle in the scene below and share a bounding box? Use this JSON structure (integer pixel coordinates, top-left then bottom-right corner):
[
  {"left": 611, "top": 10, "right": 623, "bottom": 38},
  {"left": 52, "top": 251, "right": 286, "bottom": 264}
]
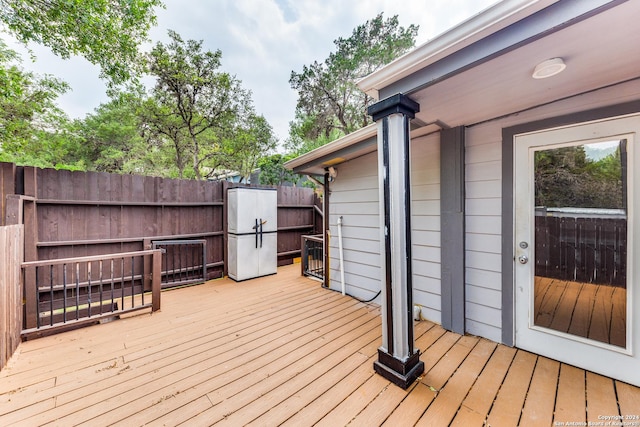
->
[
  {"left": 255, "top": 218, "right": 259, "bottom": 248},
  {"left": 260, "top": 218, "right": 263, "bottom": 248}
]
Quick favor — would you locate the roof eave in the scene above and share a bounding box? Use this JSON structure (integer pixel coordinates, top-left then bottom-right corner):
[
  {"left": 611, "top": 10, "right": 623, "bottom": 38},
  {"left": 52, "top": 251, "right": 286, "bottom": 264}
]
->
[
  {"left": 284, "top": 124, "right": 378, "bottom": 174},
  {"left": 357, "top": 0, "right": 559, "bottom": 99}
]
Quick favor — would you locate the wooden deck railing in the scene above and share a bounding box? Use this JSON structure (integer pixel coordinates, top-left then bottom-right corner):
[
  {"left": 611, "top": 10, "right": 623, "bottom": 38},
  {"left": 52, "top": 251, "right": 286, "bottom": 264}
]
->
[
  {"left": 21, "top": 249, "right": 162, "bottom": 339},
  {"left": 301, "top": 234, "right": 324, "bottom": 280}
]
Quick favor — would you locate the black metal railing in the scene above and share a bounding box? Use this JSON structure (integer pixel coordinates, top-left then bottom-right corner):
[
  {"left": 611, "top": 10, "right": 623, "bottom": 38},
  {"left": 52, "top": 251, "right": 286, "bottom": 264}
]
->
[
  {"left": 302, "top": 234, "right": 324, "bottom": 280},
  {"left": 152, "top": 239, "right": 207, "bottom": 288},
  {"left": 21, "top": 249, "right": 162, "bottom": 338}
]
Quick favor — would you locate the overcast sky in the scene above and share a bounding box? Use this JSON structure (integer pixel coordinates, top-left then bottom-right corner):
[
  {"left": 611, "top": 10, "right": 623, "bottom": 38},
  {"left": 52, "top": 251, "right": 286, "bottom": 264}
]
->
[{"left": 4, "top": 0, "right": 497, "bottom": 145}]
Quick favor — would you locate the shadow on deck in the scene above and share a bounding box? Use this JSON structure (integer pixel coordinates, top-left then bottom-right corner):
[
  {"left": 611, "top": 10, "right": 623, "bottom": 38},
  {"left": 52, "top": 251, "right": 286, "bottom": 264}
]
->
[{"left": 1, "top": 264, "right": 638, "bottom": 426}]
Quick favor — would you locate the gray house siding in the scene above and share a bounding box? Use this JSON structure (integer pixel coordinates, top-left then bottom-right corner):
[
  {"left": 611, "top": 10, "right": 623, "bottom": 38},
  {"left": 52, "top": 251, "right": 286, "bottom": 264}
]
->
[
  {"left": 465, "top": 124, "right": 503, "bottom": 343},
  {"left": 328, "top": 133, "right": 442, "bottom": 322},
  {"left": 327, "top": 151, "right": 381, "bottom": 302},
  {"left": 410, "top": 133, "right": 442, "bottom": 323}
]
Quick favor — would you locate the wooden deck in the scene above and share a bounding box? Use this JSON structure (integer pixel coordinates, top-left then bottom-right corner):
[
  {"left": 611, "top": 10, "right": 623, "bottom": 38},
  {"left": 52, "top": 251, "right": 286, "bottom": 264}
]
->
[
  {"left": 1, "top": 264, "right": 639, "bottom": 426},
  {"left": 534, "top": 276, "right": 626, "bottom": 347}
]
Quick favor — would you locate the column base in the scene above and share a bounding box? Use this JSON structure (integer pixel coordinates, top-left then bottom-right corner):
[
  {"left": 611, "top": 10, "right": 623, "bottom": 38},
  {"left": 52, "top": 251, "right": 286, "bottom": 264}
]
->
[{"left": 373, "top": 348, "right": 424, "bottom": 389}]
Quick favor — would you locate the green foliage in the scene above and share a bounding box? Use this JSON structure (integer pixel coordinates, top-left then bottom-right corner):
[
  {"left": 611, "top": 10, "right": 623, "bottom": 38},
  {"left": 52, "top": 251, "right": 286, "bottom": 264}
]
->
[
  {"left": 535, "top": 143, "right": 624, "bottom": 209},
  {"left": 289, "top": 13, "right": 418, "bottom": 152},
  {"left": 144, "top": 30, "right": 273, "bottom": 180},
  {"left": 75, "top": 91, "right": 154, "bottom": 174},
  {"left": 0, "top": 0, "right": 162, "bottom": 86},
  {"left": 285, "top": 118, "right": 345, "bottom": 156},
  {"left": 223, "top": 114, "right": 277, "bottom": 182},
  {"left": 258, "top": 153, "right": 301, "bottom": 186},
  {"left": 0, "top": 39, "right": 78, "bottom": 168}
]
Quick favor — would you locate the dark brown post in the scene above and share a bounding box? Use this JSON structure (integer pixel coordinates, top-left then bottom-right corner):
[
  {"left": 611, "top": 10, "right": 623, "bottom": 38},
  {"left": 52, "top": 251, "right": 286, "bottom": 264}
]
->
[
  {"left": 222, "top": 180, "right": 229, "bottom": 277},
  {"left": 1, "top": 162, "right": 16, "bottom": 226},
  {"left": 143, "top": 238, "right": 152, "bottom": 292},
  {"left": 323, "top": 172, "right": 330, "bottom": 288},
  {"left": 4, "top": 195, "right": 23, "bottom": 226},
  {"left": 22, "top": 167, "right": 38, "bottom": 329},
  {"left": 151, "top": 249, "right": 162, "bottom": 312},
  {"left": 300, "top": 235, "right": 305, "bottom": 277}
]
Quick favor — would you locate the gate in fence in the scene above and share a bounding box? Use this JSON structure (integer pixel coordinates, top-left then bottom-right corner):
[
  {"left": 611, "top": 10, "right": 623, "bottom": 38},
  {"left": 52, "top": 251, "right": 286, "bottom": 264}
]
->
[
  {"left": 152, "top": 240, "right": 207, "bottom": 288},
  {"left": 302, "top": 235, "right": 324, "bottom": 281}
]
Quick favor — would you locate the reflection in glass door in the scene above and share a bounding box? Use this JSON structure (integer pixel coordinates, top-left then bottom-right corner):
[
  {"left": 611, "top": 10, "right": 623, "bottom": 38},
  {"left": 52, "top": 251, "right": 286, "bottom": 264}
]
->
[{"left": 533, "top": 140, "right": 627, "bottom": 347}]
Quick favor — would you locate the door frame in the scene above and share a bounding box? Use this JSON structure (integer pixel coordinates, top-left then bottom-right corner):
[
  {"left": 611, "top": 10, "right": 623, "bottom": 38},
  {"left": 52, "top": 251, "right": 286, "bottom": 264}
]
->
[
  {"left": 501, "top": 100, "right": 640, "bottom": 347},
  {"left": 513, "top": 117, "right": 638, "bottom": 376}
]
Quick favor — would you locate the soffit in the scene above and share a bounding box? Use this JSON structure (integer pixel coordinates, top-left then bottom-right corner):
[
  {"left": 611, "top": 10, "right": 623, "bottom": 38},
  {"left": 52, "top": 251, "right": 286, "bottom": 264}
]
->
[{"left": 409, "top": 0, "right": 640, "bottom": 128}]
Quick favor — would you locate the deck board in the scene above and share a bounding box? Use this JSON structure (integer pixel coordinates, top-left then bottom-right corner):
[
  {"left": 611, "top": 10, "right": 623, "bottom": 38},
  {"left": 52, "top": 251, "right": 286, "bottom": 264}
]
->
[
  {"left": 1, "top": 264, "right": 638, "bottom": 426},
  {"left": 520, "top": 357, "right": 560, "bottom": 426},
  {"left": 450, "top": 344, "right": 516, "bottom": 426},
  {"left": 586, "top": 372, "right": 619, "bottom": 422},
  {"left": 416, "top": 338, "right": 495, "bottom": 426},
  {"left": 616, "top": 381, "right": 640, "bottom": 417},
  {"left": 554, "top": 363, "right": 587, "bottom": 423},
  {"left": 486, "top": 350, "right": 537, "bottom": 427}
]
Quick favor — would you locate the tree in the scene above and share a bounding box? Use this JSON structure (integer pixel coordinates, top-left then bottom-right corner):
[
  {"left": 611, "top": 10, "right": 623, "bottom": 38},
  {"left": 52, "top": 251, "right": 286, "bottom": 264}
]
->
[
  {"left": 0, "top": 0, "right": 162, "bottom": 86},
  {"left": 223, "top": 114, "right": 277, "bottom": 182},
  {"left": 145, "top": 30, "right": 265, "bottom": 180},
  {"left": 289, "top": 13, "right": 418, "bottom": 150},
  {"left": 258, "top": 153, "right": 302, "bottom": 186},
  {"left": 0, "top": 39, "right": 74, "bottom": 167},
  {"left": 75, "top": 91, "right": 155, "bottom": 174}
]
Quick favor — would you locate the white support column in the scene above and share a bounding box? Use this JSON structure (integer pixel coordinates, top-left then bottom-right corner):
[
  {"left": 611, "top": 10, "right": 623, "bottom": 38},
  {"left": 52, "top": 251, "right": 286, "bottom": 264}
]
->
[{"left": 368, "top": 93, "right": 423, "bottom": 389}]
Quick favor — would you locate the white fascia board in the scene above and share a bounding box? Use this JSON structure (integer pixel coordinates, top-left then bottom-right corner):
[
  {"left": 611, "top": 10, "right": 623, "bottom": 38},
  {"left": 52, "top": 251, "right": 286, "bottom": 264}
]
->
[
  {"left": 357, "top": 0, "right": 559, "bottom": 99},
  {"left": 284, "top": 124, "right": 378, "bottom": 172}
]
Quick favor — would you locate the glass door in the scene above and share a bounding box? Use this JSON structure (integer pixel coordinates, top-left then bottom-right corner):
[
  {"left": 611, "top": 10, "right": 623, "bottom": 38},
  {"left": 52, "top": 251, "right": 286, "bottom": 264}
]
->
[{"left": 514, "top": 114, "right": 640, "bottom": 386}]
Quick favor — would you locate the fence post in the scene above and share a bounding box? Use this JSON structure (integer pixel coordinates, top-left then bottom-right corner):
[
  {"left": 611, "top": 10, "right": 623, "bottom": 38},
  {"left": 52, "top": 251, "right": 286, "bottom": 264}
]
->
[
  {"left": 152, "top": 249, "right": 162, "bottom": 312},
  {"left": 23, "top": 168, "right": 38, "bottom": 330},
  {"left": 301, "top": 235, "right": 306, "bottom": 277},
  {"left": 143, "top": 238, "right": 152, "bottom": 292},
  {"left": 222, "top": 180, "right": 229, "bottom": 277},
  {"left": 1, "top": 163, "right": 16, "bottom": 227}
]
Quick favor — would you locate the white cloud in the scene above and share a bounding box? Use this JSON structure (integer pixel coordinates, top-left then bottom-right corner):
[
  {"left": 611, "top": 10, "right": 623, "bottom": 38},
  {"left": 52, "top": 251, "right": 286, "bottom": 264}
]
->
[{"left": 1, "top": 0, "right": 498, "bottom": 144}]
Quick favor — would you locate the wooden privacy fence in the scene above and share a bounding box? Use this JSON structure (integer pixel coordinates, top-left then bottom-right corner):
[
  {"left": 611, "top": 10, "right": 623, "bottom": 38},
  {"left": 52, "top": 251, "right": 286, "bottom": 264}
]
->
[
  {"left": 1, "top": 163, "right": 321, "bottom": 273},
  {"left": 535, "top": 210, "right": 626, "bottom": 286},
  {"left": 0, "top": 225, "right": 23, "bottom": 371},
  {"left": 0, "top": 163, "right": 321, "bottom": 333}
]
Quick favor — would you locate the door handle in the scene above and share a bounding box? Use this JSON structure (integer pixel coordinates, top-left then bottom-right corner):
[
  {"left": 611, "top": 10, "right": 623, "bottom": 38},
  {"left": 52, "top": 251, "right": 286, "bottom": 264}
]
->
[
  {"left": 255, "top": 218, "right": 259, "bottom": 248},
  {"left": 518, "top": 255, "right": 529, "bottom": 264}
]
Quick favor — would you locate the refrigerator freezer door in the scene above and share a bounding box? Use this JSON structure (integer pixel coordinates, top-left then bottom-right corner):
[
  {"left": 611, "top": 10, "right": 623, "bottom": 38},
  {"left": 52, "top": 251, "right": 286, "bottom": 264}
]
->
[
  {"left": 228, "top": 234, "right": 260, "bottom": 281},
  {"left": 228, "top": 188, "right": 278, "bottom": 234},
  {"left": 259, "top": 233, "right": 278, "bottom": 276},
  {"left": 258, "top": 190, "right": 278, "bottom": 233}
]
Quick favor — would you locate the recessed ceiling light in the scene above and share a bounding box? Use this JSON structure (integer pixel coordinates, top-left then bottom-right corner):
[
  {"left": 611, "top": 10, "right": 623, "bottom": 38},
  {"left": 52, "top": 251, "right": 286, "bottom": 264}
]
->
[{"left": 532, "top": 58, "right": 566, "bottom": 79}]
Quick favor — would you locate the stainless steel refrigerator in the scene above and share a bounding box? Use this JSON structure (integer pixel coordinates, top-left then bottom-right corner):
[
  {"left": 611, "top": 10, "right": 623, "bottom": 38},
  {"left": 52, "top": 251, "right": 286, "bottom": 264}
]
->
[{"left": 227, "top": 188, "right": 278, "bottom": 281}]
